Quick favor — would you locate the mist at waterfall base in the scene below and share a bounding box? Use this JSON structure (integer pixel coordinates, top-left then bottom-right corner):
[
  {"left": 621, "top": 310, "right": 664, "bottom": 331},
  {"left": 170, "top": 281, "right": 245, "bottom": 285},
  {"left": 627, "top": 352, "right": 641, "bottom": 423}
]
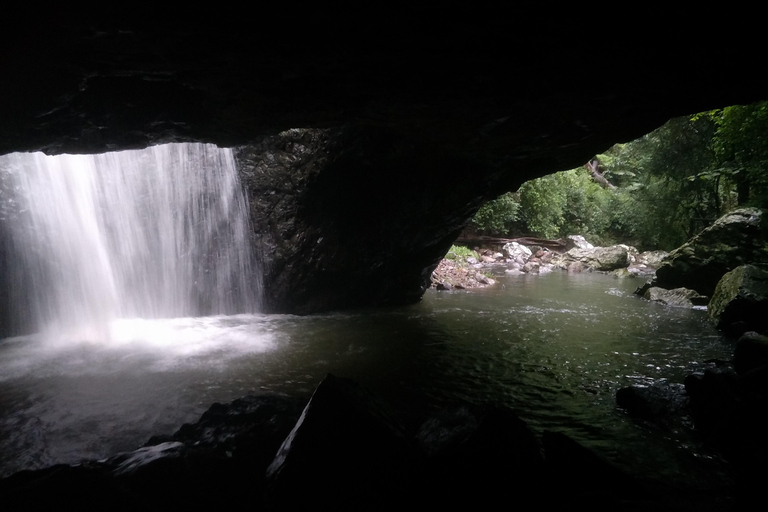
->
[{"left": 0, "top": 145, "right": 735, "bottom": 495}]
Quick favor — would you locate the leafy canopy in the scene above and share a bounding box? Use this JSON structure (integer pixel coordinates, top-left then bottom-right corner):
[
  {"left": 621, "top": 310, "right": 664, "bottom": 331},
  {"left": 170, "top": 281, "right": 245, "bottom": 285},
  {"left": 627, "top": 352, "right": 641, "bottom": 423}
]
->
[{"left": 467, "top": 100, "right": 768, "bottom": 251}]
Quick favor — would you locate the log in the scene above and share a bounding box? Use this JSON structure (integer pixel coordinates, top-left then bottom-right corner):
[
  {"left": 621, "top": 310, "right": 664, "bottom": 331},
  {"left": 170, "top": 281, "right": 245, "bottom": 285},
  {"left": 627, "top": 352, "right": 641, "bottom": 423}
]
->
[{"left": 454, "top": 235, "right": 567, "bottom": 251}]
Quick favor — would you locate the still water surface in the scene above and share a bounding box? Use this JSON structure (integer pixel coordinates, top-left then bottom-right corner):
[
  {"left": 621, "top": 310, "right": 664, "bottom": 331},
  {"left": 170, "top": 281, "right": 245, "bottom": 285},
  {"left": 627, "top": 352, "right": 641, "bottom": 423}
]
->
[{"left": 0, "top": 271, "right": 734, "bottom": 490}]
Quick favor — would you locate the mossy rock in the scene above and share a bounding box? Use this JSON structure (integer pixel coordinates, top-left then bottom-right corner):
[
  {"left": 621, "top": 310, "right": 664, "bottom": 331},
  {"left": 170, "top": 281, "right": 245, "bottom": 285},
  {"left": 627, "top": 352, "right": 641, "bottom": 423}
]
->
[
  {"left": 707, "top": 264, "right": 768, "bottom": 336},
  {"left": 651, "top": 208, "right": 768, "bottom": 297}
]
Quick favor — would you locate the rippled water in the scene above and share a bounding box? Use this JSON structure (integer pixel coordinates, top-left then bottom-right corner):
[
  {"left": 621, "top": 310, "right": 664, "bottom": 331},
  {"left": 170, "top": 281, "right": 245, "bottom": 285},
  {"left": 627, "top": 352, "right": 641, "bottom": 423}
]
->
[{"left": 0, "top": 270, "right": 734, "bottom": 490}]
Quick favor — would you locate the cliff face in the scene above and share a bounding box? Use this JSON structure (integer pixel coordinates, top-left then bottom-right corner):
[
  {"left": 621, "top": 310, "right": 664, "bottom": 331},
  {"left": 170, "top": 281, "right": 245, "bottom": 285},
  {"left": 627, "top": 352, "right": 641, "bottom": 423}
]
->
[{"left": 2, "top": 6, "right": 766, "bottom": 314}]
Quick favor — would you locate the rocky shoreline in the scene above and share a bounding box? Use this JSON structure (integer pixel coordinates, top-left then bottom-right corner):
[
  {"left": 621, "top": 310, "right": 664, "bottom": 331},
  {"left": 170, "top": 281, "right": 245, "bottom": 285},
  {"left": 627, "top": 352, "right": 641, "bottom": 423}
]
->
[{"left": 430, "top": 235, "right": 668, "bottom": 291}]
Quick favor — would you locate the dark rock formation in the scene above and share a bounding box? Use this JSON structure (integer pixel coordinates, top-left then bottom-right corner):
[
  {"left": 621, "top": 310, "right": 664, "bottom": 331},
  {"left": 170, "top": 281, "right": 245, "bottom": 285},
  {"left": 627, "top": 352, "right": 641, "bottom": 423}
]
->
[
  {"left": 263, "top": 373, "right": 415, "bottom": 510},
  {"left": 647, "top": 208, "right": 768, "bottom": 299},
  {"left": 684, "top": 365, "right": 768, "bottom": 506},
  {"left": 707, "top": 264, "right": 768, "bottom": 337},
  {"left": 733, "top": 332, "right": 768, "bottom": 375},
  {"left": 642, "top": 287, "right": 709, "bottom": 308},
  {"left": 235, "top": 128, "right": 482, "bottom": 312},
  {"left": 2, "top": 8, "right": 767, "bottom": 314},
  {"left": 2, "top": 373, "right": 711, "bottom": 511},
  {"left": 616, "top": 382, "right": 690, "bottom": 428}
]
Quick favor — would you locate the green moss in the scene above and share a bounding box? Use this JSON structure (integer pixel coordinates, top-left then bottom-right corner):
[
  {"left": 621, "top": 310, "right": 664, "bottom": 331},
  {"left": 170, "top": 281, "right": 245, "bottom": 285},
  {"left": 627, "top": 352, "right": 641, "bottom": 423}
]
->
[{"left": 444, "top": 245, "right": 478, "bottom": 264}]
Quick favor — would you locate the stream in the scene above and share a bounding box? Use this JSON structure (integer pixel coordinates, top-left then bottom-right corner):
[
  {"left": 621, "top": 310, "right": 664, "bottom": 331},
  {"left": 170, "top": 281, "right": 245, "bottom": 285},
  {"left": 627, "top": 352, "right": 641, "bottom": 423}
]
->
[{"left": 0, "top": 270, "right": 735, "bottom": 494}]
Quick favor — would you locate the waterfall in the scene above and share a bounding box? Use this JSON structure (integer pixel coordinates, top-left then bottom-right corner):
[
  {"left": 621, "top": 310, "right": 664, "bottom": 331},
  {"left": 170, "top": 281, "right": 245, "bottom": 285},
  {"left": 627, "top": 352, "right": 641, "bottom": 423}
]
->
[{"left": 0, "top": 143, "right": 260, "bottom": 338}]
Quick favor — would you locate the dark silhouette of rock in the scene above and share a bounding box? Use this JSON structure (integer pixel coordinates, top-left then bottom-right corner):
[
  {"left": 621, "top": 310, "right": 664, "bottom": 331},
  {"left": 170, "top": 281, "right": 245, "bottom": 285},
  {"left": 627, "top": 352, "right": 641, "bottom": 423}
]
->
[
  {"left": 642, "top": 286, "right": 709, "bottom": 308},
  {"left": 616, "top": 382, "right": 690, "bottom": 427},
  {"left": 0, "top": 373, "right": 746, "bottom": 511},
  {"left": 263, "top": 374, "right": 415, "bottom": 510},
  {"left": 734, "top": 332, "right": 768, "bottom": 375},
  {"left": 648, "top": 208, "right": 768, "bottom": 299},
  {"left": 415, "top": 402, "right": 545, "bottom": 507},
  {"left": 707, "top": 264, "right": 768, "bottom": 337}
]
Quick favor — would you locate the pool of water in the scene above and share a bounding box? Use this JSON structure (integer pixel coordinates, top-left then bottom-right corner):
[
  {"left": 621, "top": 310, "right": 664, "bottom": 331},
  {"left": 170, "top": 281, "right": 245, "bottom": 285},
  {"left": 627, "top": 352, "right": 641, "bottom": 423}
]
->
[{"left": 0, "top": 270, "right": 735, "bottom": 491}]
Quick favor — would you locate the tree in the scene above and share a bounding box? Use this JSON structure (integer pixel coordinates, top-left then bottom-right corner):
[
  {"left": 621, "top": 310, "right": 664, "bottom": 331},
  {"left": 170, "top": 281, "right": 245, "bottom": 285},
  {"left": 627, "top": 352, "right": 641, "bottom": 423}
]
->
[
  {"left": 468, "top": 100, "right": 768, "bottom": 251},
  {"left": 708, "top": 101, "right": 768, "bottom": 207},
  {"left": 469, "top": 192, "right": 521, "bottom": 235}
]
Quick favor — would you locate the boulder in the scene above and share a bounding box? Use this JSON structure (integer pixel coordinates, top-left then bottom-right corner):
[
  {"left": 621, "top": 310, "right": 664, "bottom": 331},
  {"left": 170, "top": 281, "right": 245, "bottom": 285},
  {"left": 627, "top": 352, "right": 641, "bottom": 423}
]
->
[
  {"left": 637, "top": 250, "right": 670, "bottom": 269},
  {"left": 684, "top": 366, "right": 768, "bottom": 476},
  {"left": 416, "top": 403, "right": 544, "bottom": 507},
  {"left": 522, "top": 261, "right": 541, "bottom": 274},
  {"left": 616, "top": 382, "right": 689, "bottom": 429},
  {"left": 503, "top": 241, "right": 532, "bottom": 262},
  {"left": 552, "top": 244, "right": 630, "bottom": 272},
  {"left": 541, "top": 431, "right": 659, "bottom": 507},
  {"left": 649, "top": 208, "right": 768, "bottom": 298},
  {"left": 707, "top": 264, "right": 768, "bottom": 337},
  {"left": 643, "top": 287, "right": 709, "bottom": 308},
  {"left": 565, "top": 235, "right": 594, "bottom": 250},
  {"left": 264, "top": 374, "right": 414, "bottom": 510},
  {"left": 733, "top": 332, "right": 768, "bottom": 374}
]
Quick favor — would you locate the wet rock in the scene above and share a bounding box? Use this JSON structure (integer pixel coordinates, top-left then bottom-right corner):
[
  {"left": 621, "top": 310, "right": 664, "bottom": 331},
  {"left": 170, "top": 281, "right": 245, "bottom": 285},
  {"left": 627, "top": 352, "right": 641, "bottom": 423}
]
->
[
  {"left": 552, "top": 244, "right": 631, "bottom": 272},
  {"left": 734, "top": 332, "right": 768, "bottom": 374},
  {"left": 707, "top": 264, "right": 768, "bottom": 337},
  {"left": 522, "top": 260, "right": 541, "bottom": 274},
  {"left": 430, "top": 258, "right": 496, "bottom": 290},
  {"left": 416, "top": 403, "right": 544, "bottom": 507},
  {"left": 264, "top": 374, "right": 414, "bottom": 510},
  {"left": 642, "top": 286, "right": 709, "bottom": 308},
  {"left": 637, "top": 250, "right": 670, "bottom": 268},
  {"left": 0, "top": 373, "right": 739, "bottom": 511},
  {"left": 616, "top": 382, "right": 690, "bottom": 428},
  {"left": 612, "top": 267, "right": 633, "bottom": 278},
  {"left": 684, "top": 366, "right": 768, "bottom": 476},
  {"left": 503, "top": 241, "right": 533, "bottom": 261},
  {"left": 566, "top": 235, "right": 595, "bottom": 250},
  {"left": 542, "top": 430, "right": 663, "bottom": 508},
  {"left": 650, "top": 208, "right": 768, "bottom": 298}
]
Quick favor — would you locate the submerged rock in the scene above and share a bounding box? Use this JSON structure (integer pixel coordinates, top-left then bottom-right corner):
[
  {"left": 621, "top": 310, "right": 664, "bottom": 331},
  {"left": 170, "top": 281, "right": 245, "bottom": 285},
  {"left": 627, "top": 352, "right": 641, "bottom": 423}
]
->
[
  {"left": 616, "top": 382, "right": 690, "bottom": 428},
  {"left": 643, "top": 286, "right": 709, "bottom": 308}
]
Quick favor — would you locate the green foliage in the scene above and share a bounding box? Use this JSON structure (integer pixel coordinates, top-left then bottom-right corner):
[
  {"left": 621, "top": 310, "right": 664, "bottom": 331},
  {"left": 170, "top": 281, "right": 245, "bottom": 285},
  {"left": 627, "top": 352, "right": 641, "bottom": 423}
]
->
[
  {"left": 444, "top": 244, "right": 478, "bottom": 263},
  {"left": 514, "top": 169, "right": 618, "bottom": 244},
  {"left": 468, "top": 100, "right": 768, "bottom": 252},
  {"left": 470, "top": 192, "right": 520, "bottom": 235},
  {"left": 709, "top": 101, "right": 768, "bottom": 207}
]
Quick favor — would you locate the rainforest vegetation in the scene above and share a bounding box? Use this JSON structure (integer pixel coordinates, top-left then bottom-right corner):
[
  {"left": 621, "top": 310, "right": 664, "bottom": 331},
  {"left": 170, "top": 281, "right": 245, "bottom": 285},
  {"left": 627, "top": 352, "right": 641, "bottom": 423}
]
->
[{"left": 468, "top": 101, "right": 768, "bottom": 251}]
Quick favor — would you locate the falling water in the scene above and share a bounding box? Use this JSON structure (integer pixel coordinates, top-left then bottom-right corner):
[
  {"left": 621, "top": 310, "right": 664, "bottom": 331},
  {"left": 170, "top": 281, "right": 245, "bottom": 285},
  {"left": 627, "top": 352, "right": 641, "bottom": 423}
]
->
[{"left": 0, "top": 143, "right": 259, "bottom": 338}]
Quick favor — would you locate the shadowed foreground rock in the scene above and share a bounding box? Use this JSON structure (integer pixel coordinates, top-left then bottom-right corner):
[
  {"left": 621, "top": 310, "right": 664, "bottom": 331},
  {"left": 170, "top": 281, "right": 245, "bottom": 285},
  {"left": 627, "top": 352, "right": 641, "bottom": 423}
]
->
[
  {"left": 0, "top": 374, "right": 722, "bottom": 511},
  {"left": 707, "top": 264, "right": 768, "bottom": 337}
]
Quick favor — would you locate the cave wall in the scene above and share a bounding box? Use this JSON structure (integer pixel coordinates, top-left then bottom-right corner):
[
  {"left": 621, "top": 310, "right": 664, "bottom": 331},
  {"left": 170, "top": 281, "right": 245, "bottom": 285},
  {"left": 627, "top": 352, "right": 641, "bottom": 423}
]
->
[
  {"left": 235, "top": 127, "right": 491, "bottom": 313},
  {"left": 1, "top": 6, "right": 766, "bottom": 316}
]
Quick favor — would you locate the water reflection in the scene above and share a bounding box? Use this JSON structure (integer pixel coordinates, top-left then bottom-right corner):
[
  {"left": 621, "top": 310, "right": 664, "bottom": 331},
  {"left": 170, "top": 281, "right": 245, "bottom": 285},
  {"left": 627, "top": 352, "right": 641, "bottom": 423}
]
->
[{"left": 0, "top": 272, "right": 733, "bottom": 490}]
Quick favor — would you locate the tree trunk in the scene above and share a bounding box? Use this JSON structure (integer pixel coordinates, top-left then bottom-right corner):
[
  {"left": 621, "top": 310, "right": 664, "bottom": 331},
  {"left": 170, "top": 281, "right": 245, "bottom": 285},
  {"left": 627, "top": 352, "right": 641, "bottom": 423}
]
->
[{"left": 585, "top": 159, "right": 616, "bottom": 189}]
